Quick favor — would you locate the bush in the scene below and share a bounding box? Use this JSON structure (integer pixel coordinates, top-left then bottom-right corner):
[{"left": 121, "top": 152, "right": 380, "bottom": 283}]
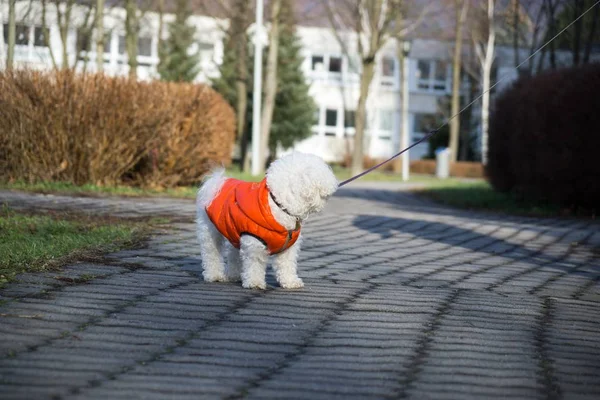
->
[
  {"left": 488, "top": 63, "right": 600, "bottom": 210},
  {"left": 135, "top": 84, "right": 235, "bottom": 187},
  {"left": 0, "top": 70, "right": 234, "bottom": 187}
]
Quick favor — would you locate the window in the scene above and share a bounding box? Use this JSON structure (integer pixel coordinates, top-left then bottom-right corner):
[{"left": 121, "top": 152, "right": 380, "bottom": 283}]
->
[
  {"left": 138, "top": 36, "right": 152, "bottom": 57},
  {"left": 118, "top": 35, "right": 126, "bottom": 55},
  {"left": 325, "top": 109, "right": 338, "bottom": 127},
  {"left": 15, "top": 25, "right": 29, "bottom": 45},
  {"left": 311, "top": 55, "right": 324, "bottom": 71},
  {"left": 435, "top": 60, "right": 448, "bottom": 81},
  {"left": 417, "top": 59, "right": 449, "bottom": 92},
  {"left": 198, "top": 42, "right": 213, "bottom": 62},
  {"left": 77, "top": 29, "right": 92, "bottom": 52},
  {"left": 414, "top": 113, "right": 440, "bottom": 139},
  {"left": 33, "top": 27, "right": 48, "bottom": 47},
  {"left": 382, "top": 57, "right": 395, "bottom": 77},
  {"left": 379, "top": 109, "right": 394, "bottom": 140},
  {"left": 329, "top": 56, "right": 342, "bottom": 73},
  {"left": 324, "top": 108, "right": 338, "bottom": 136},
  {"left": 417, "top": 60, "right": 431, "bottom": 81},
  {"left": 104, "top": 34, "right": 112, "bottom": 54},
  {"left": 344, "top": 111, "right": 355, "bottom": 128},
  {"left": 344, "top": 110, "right": 355, "bottom": 137}
]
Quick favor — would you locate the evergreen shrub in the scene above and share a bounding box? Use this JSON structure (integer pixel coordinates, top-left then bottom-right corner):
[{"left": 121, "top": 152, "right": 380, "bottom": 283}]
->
[{"left": 488, "top": 63, "right": 600, "bottom": 210}]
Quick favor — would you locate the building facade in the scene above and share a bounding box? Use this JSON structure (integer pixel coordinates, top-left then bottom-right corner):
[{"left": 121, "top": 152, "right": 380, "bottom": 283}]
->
[{"left": 4, "top": 2, "right": 590, "bottom": 164}]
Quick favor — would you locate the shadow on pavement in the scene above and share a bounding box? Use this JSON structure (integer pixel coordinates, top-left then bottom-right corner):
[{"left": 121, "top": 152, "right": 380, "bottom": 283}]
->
[{"left": 352, "top": 214, "right": 600, "bottom": 276}]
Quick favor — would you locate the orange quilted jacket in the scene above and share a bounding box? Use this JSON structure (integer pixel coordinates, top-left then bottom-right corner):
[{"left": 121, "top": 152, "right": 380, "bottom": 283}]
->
[{"left": 205, "top": 178, "right": 301, "bottom": 254}]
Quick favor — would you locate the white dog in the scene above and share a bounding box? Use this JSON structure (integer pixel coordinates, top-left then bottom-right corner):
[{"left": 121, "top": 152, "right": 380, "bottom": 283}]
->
[{"left": 196, "top": 152, "right": 338, "bottom": 290}]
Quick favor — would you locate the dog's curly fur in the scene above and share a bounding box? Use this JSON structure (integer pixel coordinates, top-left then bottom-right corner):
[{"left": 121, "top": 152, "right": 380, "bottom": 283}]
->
[{"left": 196, "top": 152, "right": 338, "bottom": 289}]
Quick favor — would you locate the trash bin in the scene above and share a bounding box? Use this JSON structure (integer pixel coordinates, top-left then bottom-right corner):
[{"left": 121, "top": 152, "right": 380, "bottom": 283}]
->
[{"left": 435, "top": 148, "right": 451, "bottom": 179}]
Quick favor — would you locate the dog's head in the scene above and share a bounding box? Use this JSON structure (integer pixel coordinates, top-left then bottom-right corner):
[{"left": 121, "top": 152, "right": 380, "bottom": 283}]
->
[{"left": 266, "top": 152, "right": 338, "bottom": 221}]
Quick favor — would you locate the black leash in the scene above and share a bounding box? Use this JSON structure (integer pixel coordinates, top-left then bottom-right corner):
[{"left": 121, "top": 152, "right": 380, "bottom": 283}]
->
[
  {"left": 337, "top": 0, "right": 599, "bottom": 187},
  {"left": 338, "top": 129, "right": 439, "bottom": 187}
]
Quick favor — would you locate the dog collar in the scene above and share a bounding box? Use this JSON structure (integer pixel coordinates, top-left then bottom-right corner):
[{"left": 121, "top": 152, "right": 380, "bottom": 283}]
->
[{"left": 269, "top": 192, "right": 301, "bottom": 222}]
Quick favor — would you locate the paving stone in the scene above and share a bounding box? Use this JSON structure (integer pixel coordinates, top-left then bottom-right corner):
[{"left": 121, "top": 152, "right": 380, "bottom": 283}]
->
[{"left": 1, "top": 188, "right": 600, "bottom": 399}]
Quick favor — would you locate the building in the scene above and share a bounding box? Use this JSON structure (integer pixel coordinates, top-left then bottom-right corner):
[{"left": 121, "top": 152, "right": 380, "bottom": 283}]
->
[{"left": 2, "top": 1, "right": 595, "bottom": 164}]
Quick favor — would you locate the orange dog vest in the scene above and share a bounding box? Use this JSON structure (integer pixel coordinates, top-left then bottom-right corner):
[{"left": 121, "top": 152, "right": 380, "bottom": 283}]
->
[{"left": 205, "top": 178, "right": 301, "bottom": 254}]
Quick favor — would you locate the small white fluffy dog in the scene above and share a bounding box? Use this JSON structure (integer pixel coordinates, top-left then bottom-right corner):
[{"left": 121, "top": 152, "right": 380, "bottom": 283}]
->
[{"left": 196, "top": 152, "right": 338, "bottom": 289}]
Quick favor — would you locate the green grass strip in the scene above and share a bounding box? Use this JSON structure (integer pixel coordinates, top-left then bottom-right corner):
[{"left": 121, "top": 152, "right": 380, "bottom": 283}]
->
[{"left": 0, "top": 208, "right": 144, "bottom": 285}]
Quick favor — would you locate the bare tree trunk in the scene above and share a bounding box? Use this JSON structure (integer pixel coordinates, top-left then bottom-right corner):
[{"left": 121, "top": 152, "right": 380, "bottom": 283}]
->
[
  {"left": 233, "top": 0, "right": 250, "bottom": 171},
  {"left": 546, "top": 0, "right": 557, "bottom": 69},
  {"left": 236, "top": 52, "right": 249, "bottom": 169},
  {"left": 512, "top": 0, "right": 520, "bottom": 68},
  {"left": 528, "top": 2, "right": 545, "bottom": 75},
  {"left": 125, "top": 0, "right": 138, "bottom": 80},
  {"left": 449, "top": 0, "right": 469, "bottom": 163},
  {"left": 352, "top": 60, "right": 375, "bottom": 175},
  {"left": 258, "top": 0, "right": 282, "bottom": 171},
  {"left": 480, "top": 0, "right": 495, "bottom": 166},
  {"left": 583, "top": 2, "right": 599, "bottom": 63},
  {"left": 96, "top": 0, "right": 105, "bottom": 72},
  {"left": 572, "top": 0, "right": 584, "bottom": 66},
  {"left": 72, "top": 7, "right": 95, "bottom": 71},
  {"left": 393, "top": 41, "right": 405, "bottom": 173},
  {"left": 41, "top": 0, "right": 58, "bottom": 69},
  {"left": 6, "top": 0, "right": 16, "bottom": 70},
  {"left": 324, "top": 0, "right": 429, "bottom": 175},
  {"left": 459, "top": 73, "right": 477, "bottom": 160},
  {"left": 157, "top": 0, "right": 164, "bottom": 65},
  {"left": 56, "top": 1, "right": 75, "bottom": 70}
]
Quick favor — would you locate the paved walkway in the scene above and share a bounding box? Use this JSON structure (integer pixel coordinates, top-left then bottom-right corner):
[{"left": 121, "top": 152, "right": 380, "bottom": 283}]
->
[{"left": 0, "top": 185, "right": 599, "bottom": 400}]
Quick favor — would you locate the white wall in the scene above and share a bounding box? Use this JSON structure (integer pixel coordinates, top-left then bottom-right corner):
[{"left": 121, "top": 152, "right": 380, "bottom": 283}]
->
[{"left": 6, "top": 2, "right": 591, "bottom": 165}]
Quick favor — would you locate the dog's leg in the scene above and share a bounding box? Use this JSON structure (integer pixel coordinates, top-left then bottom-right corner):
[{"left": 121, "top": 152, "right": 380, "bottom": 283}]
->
[
  {"left": 224, "top": 242, "right": 242, "bottom": 282},
  {"left": 240, "top": 235, "right": 269, "bottom": 290},
  {"left": 273, "top": 237, "right": 304, "bottom": 289},
  {"left": 197, "top": 211, "right": 226, "bottom": 282}
]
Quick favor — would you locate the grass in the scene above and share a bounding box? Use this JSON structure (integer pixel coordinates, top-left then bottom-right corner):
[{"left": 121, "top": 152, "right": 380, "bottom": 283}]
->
[
  {"left": 0, "top": 206, "right": 155, "bottom": 285},
  {"left": 330, "top": 165, "right": 448, "bottom": 184},
  {"left": 0, "top": 180, "right": 199, "bottom": 198},
  {"left": 4, "top": 168, "right": 586, "bottom": 218},
  {"left": 0, "top": 165, "right": 439, "bottom": 199},
  {"left": 413, "top": 180, "right": 576, "bottom": 217}
]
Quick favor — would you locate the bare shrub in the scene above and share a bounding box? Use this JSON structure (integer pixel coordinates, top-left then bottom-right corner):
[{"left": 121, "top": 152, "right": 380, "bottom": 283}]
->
[{"left": 0, "top": 70, "right": 235, "bottom": 187}]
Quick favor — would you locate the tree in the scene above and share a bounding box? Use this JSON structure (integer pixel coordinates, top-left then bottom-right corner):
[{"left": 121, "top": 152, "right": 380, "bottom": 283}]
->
[
  {"left": 327, "top": 1, "right": 397, "bottom": 176},
  {"left": 556, "top": 0, "right": 600, "bottom": 64},
  {"left": 158, "top": 0, "right": 200, "bottom": 82},
  {"left": 6, "top": 0, "right": 16, "bottom": 70},
  {"left": 449, "top": 0, "right": 470, "bottom": 162},
  {"left": 267, "top": 16, "right": 317, "bottom": 158},
  {"left": 212, "top": 37, "right": 242, "bottom": 106},
  {"left": 209, "top": 0, "right": 252, "bottom": 170},
  {"left": 41, "top": 0, "right": 59, "bottom": 69},
  {"left": 125, "top": 0, "right": 139, "bottom": 79},
  {"left": 249, "top": 6, "right": 316, "bottom": 163},
  {"left": 258, "top": 0, "right": 282, "bottom": 172},
  {"left": 325, "top": 0, "right": 430, "bottom": 175},
  {"left": 546, "top": 0, "right": 559, "bottom": 69},
  {"left": 96, "top": 0, "right": 105, "bottom": 72},
  {"left": 472, "top": 0, "right": 496, "bottom": 165}
]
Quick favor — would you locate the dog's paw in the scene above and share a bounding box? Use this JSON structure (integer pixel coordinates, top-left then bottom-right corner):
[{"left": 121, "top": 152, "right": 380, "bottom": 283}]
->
[
  {"left": 281, "top": 278, "right": 304, "bottom": 289},
  {"left": 203, "top": 272, "right": 227, "bottom": 283},
  {"left": 242, "top": 280, "right": 267, "bottom": 290}
]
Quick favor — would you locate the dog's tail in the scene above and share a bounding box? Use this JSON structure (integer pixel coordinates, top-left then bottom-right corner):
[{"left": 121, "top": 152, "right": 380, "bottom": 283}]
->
[{"left": 197, "top": 168, "right": 227, "bottom": 209}]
